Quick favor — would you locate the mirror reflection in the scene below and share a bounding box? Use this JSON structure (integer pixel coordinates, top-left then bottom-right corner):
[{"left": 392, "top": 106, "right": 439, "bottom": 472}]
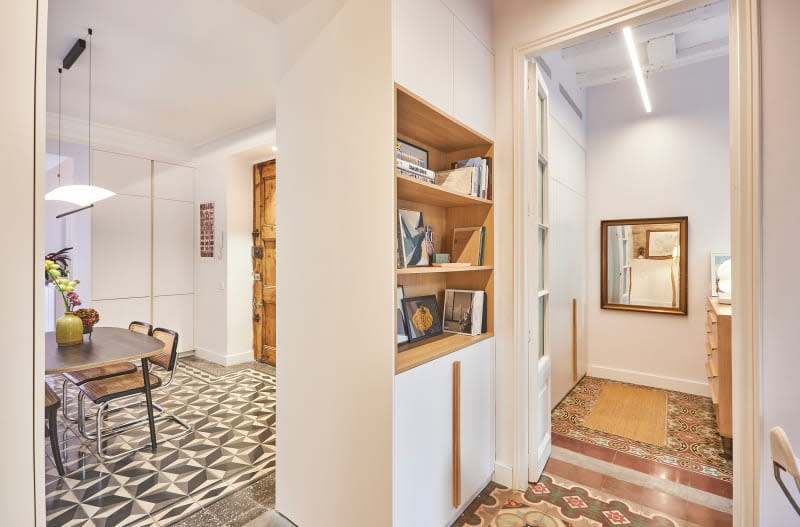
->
[{"left": 602, "top": 218, "right": 687, "bottom": 315}]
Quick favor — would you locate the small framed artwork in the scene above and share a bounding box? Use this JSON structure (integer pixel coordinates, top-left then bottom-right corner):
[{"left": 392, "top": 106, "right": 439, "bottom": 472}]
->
[
  {"left": 710, "top": 253, "right": 731, "bottom": 297},
  {"left": 396, "top": 139, "right": 429, "bottom": 169},
  {"left": 646, "top": 229, "right": 680, "bottom": 259},
  {"left": 399, "top": 209, "right": 429, "bottom": 267},
  {"left": 443, "top": 289, "right": 485, "bottom": 336},
  {"left": 397, "top": 286, "right": 409, "bottom": 345},
  {"left": 401, "top": 295, "right": 443, "bottom": 343},
  {"left": 199, "top": 202, "right": 216, "bottom": 259}
]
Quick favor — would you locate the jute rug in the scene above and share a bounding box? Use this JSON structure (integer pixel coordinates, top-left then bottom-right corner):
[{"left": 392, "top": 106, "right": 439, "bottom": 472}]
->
[{"left": 583, "top": 381, "right": 668, "bottom": 446}]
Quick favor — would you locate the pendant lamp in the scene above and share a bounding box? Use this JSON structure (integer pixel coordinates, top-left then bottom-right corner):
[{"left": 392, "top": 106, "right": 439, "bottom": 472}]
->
[{"left": 46, "top": 28, "right": 115, "bottom": 212}]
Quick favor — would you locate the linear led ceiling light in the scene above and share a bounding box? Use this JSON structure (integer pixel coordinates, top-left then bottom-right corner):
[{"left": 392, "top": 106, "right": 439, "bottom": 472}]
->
[{"left": 622, "top": 26, "right": 652, "bottom": 113}]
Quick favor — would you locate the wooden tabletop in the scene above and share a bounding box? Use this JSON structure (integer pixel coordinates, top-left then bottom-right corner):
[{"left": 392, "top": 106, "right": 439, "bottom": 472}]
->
[{"left": 45, "top": 327, "right": 164, "bottom": 374}]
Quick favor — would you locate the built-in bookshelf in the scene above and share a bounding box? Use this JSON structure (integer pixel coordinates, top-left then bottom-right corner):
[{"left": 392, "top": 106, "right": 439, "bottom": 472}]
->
[{"left": 395, "top": 85, "right": 495, "bottom": 373}]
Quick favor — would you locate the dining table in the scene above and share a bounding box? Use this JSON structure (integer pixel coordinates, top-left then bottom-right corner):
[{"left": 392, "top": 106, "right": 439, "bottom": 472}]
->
[{"left": 45, "top": 326, "right": 165, "bottom": 451}]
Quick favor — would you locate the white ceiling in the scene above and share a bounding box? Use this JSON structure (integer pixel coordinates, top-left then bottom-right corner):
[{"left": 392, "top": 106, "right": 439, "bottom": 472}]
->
[
  {"left": 561, "top": 1, "right": 729, "bottom": 88},
  {"left": 47, "top": 0, "right": 304, "bottom": 146}
]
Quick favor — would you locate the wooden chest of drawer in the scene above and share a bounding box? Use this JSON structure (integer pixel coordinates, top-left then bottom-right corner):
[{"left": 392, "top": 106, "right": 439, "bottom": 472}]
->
[{"left": 705, "top": 297, "right": 732, "bottom": 441}]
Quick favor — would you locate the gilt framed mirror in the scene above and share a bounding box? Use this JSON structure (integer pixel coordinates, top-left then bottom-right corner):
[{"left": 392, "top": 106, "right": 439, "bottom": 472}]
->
[{"left": 601, "top": 217, "right": 688, "bottom": 315}]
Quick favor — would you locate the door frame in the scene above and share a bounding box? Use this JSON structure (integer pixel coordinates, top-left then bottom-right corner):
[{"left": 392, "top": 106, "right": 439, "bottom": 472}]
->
[{"left": 509, "top": 1, "right": 761, "bottom": 525}]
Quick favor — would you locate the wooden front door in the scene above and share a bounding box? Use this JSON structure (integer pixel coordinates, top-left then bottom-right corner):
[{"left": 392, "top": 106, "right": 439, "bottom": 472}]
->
[{"left": 253, "top": 160, "right": 276, "bottom": 365}]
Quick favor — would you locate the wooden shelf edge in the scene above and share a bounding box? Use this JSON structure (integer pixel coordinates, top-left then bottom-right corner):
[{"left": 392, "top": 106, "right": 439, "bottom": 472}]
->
[
  {"left": 397, "top": 265, "right": 493, "bottom": 275},
  {"left": 396, "top": 173, "right": 493, "bottom": 208},
  {"left": 396, "top": 333, "right": 494, "bottom": 374}
]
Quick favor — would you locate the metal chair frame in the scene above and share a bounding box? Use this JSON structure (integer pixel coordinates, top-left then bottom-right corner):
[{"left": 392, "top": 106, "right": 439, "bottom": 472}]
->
[
  {"left": 774, "top": 461, "right": 800, "bottom": 516},
  {"left": 77, "top": 328, "right": 192, "bottom": 461}
]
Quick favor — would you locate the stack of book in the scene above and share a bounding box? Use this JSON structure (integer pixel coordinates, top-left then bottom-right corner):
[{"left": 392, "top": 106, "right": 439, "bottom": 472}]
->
[
  {"left": 396, "top": 150, "right": 435, "bottom": 183},
  {"left": 434, "top": 157, "right": 491, "bottom": 199}
]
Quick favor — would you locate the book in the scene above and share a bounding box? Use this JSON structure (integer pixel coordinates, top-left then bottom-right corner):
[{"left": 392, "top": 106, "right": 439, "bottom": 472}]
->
[
  {"left": 397, "top": 159, "right": 435, "bottom": 182},
  {"left": 435, "top": 167, "right": 475, "bottom": 195},
  {"left": 451, "top": 226, "right": 485, "bottom": 266},
  {"left": 453, "top": 156, "right": 491, "bottom": 199},
  {"left": 442, "top": 289, "right": 485, "bottom": 336}
]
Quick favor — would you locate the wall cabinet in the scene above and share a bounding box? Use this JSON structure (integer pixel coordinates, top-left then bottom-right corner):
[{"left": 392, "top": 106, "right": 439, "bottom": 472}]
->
[
  {"left": 153, "top": 199, "right": 194, "bottom": 296},
  {"left": 394, "top": 0, "right": 494, "bottom": 139},
  {"left": 394, "top": 338, "right": 494, "bottom": 527}
]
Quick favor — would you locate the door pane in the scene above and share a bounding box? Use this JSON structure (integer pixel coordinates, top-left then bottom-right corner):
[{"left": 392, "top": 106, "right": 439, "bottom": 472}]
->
[
  {"left": 537, "top": 94, "right": 545, "bottom": 152},
  {"left": 538, "top": 295, "right": 547, "bottom": 358},
  {"left": 538, "top": 228, "right": 546, "bottom": 291},
  {"left": 537, "top": 160, "right": 545, "bottom": 223}
]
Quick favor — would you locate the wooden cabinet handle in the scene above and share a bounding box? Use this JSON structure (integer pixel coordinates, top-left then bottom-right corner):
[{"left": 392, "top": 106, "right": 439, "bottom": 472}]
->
[{"left": 452, "top": 361, "right": 461, "bottom": 508}]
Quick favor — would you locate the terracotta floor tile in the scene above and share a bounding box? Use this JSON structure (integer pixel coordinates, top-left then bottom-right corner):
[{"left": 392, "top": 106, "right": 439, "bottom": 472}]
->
[
  {"left": 579, "top": 441, "right": 618, "bottom": 463},
  {"left": 543, "top": 458, "right": 605, "bottom": 489},
  {"left": 600, "top": 475, "right": 689, "bottom": 520},
  {"left": 685, "top": 501, "right": 734, "bottom": 527},
  {"left": 689, "top": 473, "right": 733, "bottom": 498}
]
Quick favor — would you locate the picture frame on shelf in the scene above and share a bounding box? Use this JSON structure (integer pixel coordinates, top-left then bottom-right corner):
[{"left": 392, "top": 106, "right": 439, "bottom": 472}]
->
[
  {"left": 397, "top": 286, "right": 409, "bottom": 345},
  {"left": 396, "top": 139, "right": 429, "bottom": 169},
  {"left": 451, "top": 226, "right": 485, "bottom": 266},
  {"left": 399, "top": 209, "right": 429, "bottom": 267},
  {"left": 443, "top": 289, "right": 484, "bottom": 336},
  {"left": 401, "top": 295, "right": 443, "bottom": 343}
]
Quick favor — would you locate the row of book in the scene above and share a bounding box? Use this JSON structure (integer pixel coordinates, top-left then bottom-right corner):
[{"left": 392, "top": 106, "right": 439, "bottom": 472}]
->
[{"left": 435, "top": 157, "right": 491, "bottom": 199}]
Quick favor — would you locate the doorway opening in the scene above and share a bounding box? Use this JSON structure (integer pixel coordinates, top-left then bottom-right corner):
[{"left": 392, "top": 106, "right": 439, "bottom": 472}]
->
[{"left": 252, "top": 160, "right": 277, "bottom": 366}]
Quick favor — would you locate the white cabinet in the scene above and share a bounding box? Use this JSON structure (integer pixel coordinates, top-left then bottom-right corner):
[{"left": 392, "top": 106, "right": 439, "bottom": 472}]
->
[
  {"left": 92, "top": 150, "right": 151, "bottom": 197},
  {"left": 92, "top": 297, "right": 151, "bottom": 329},
  {"left": 154, "top": 162, "right": 195, "bottom": 202},
  {"left": 441, "top": 0, "right": 492, "bottom": 50},
  {"left": 395, "top": 0, "right": 454, "bottom": 115},
  {"left": 153, "top": 199, "right": 194, "bottom": 296},
  {"left": 394, "top": 339, "right": 494, "bottom": 527},
  {"left": 453, "top": 18, "right": 494, "bottom": 139},
  {"left": 91, "top": 194, "right": 151, "bottom": 300},
  {"left": 153, "top": 294, "right": 194, "bottom": 353}
]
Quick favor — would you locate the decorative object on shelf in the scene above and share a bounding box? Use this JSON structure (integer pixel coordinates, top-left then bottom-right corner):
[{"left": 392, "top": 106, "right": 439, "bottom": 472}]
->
[
  {"left": 432, "top": 253, "right": 450, "bottom": 264},
  {"left": 45, "top": 28, "right": 115, "bottom": 217},
  {"left": 399, "top": 209, "right": 429, "bottom": 266},
  {"left": 401, "top": 295, "right": 443, "bottom": 343},
  {"left": 397, "top": 286, "right": 409, "bottom": 345},
  {"left": 200, "top": 201, "right": 216, "bottom": 258},
  {"left": 432, "top": 262, "right": 471, "bottom": 268},
  {"left": 601, "top": 217, "right": 688, "bottom": 315},
  {"left": 710, "top": 252, "right": 732, "bottom": 299},
  {"left": 435, "top": 167, "right": 474, "bottom": 196},
  {"left": 452, "top": 226, "right": 486, "bottom": 266},
  {"left": 45, "top": 249, "right": 85, "bottom": 346},
  {"left": 443, "top": 289, "right": 485, "bottom": 336},
  {"left": 75, "top": 308, "right": 100, "bottom": 335},
  {"left": 424, "top": 226, "right": 435, "bottom": 261},
  {"left": 396, "top": 140, "right": 429, "bottom": 169}
]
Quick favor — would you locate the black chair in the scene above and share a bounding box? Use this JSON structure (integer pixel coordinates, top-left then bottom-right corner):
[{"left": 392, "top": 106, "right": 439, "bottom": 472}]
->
[
  {"left": 77, "top": 328, "right": 191, "bottom": 460},
  {"left": 61, "top": 321, "right": 152, "bottom": 422},
  {"left": 45, "top": 384, "right": 65, "bottom": 476}
]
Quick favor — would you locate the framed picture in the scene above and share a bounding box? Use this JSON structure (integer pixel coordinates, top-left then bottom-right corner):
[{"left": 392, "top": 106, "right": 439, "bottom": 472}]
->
[
  {"left": 443, "top": 289, "right": 485, "bottom": 336},
  {"left": 401, "top": 295, "right": 443, "bottom": 343},
  {"left": 646, "top": 229, "right": 680, "bottom": 259},
  {"left": 396, "top": 139, "right": 429, "bottom": 169},
  {"left": 399, "top": 209, "right": 429, "bottom": 267},
  {"left": 199, "top": 202, "right": 216, "bottom": 259},
  {"left": 710, "top": 253, "right": 731, "bottom": 297},
  {"left": 397, "top": 286, "right": 409, "bottom": 345}
]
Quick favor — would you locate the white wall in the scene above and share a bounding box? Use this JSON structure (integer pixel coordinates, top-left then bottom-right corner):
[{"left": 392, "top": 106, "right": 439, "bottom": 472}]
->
[
  {"left": 760, "top": 1, "right": 800, "bottom": 523},
  {"left": 585, "top": 57, "right": 730, "bottom": 395},
  {"left": 275, "top": 0, "right": 395, "bottom": 524}
]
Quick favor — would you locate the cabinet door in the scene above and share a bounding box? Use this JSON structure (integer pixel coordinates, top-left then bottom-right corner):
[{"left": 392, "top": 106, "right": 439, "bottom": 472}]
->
[
  {"left": 153, "top": 294, "right": 194, "bottom": 352},
  {"left": 440, "top": 0, "right": 492, "bottom": 50},
  {"left": 458, "top": 339, "right": 494, "bottom": 505},
  {"left": 92, "top": 150, "right": 151, "bottom": 197},
  {"left": 153, "top": 162, "right": 195, "bottom": 202},
  {"left": 453, "top": 18, "right": 494, "bottom": 139},
  {"left": 91, "top": 297, "right": 151, "bottom": 328},
  {"left": 395, "top": 0, "right": 454, "bottom": 115},
  {"left": 394, "top": 356, "right": 453, "bottom": 527},
  {"left": 153, "top": 199, "right": 194, "bottom": 296},
  {"left": 91, "top": 194, "right": 151, "bottom": 300}
]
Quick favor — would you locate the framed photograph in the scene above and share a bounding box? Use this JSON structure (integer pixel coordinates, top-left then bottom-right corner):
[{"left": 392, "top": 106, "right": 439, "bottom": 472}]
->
[
  {"left": 401, "top": 295, "right": 443, "bottom": 343},
  {"left": 397, "top": 286, "right": 409, "bottom": 345},
  {"left": 443, "top": 289, "right": 485, "bottom": 336},
  {"left": 646, "top": 229, "right": 680, "bottom": 259},
  {"left": 199, "top": 202, "right": 216, "bottom": 259},
  {"left": 710, "top": 253, "right": 731, "bottom": 297},
  {"left": 396, "top": 139, "right": 429, "bottom": 169},
  {"left": 399, "top": 209, "right": 429, "bottom": 267}
]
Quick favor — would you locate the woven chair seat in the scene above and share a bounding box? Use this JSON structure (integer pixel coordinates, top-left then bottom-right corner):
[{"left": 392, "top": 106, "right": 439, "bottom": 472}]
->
[
  {"left": 63, "top": 362, "right": 138, "bottom": 386},
  {"left": 45, "top": 384, "right": 60, "bottom": 410},
  {"left": 79, "top": 372, "right": 162, "bottom": 405}
]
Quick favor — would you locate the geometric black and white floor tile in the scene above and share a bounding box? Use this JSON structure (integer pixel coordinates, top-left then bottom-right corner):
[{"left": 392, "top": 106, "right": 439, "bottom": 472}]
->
[{"left": 45, "top": 359, "right": 276, "bottom": 527}]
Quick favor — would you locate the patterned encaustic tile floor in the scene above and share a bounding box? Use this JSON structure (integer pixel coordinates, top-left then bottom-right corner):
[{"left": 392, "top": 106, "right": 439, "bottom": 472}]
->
[{"left": 44, "top": 357, "right": 276, "bottom": 527}]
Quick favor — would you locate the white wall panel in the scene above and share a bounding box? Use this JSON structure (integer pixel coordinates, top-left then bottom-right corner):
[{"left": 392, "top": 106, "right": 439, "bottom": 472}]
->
[
  {"left": 153, "top": 294, "right": 194, "bottom": 352},
  {"left": 454, "top": 18, "right": 494, "bottom": 139},
  {"left": 153, "top": 199, "right": 194, "bottom": 296},
  {"left": 441, "top": 0, "right": 492, "bottom": 51},
  {"left": 154, "top": 161, "right": 195, "bottom": 202},
  {"left": 91, "top": 297, "right": 151, "bottom": 329},
  {"left": 395, "top": 0, "right": 454, "bottom": 114},
  {"left": 91, "top": 194, "right": 151, "bottom": 300},
  {"left": 92, "top": 149, "right": 151, "bottom": 197}
]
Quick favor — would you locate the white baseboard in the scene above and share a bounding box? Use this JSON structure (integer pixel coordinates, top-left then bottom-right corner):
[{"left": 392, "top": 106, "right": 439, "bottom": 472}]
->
[
  {"left": 587, "top": 364, "right": 710, "bottom": 397},
  {"left": 194, "top": 347, "right": 254, "bottom": 367},
  {"left": 493, "top": 462, "right": 513, "bottom": 488}
]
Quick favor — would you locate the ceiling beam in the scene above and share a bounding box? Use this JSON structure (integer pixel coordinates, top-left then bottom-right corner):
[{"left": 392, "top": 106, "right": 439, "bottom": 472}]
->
[
  {"left": 576, "top": 37, "right": 729, "bottom": 88},
  {"left": 561, "top": 0, "right": 728, "bottom": 60}
]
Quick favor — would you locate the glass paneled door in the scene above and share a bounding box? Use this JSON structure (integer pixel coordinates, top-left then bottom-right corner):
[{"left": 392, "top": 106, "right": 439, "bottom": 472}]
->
[{"left": 528, "top": 62, "right": 552, "bottom": 482}]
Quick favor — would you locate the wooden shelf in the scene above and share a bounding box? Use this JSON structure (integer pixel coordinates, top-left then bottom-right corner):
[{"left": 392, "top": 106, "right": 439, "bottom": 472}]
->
[
  {"left": 396, "top": 332, "right": 494, "bottom": 374},
  {"left": 397, "top": 265, "right": 492, "bottom": 275},
  {"left": 396, "top": 85, "right": 492, "bottom": 152},
  {"left": 396, "top": 173, "right": 492, "bottom": 207}
]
